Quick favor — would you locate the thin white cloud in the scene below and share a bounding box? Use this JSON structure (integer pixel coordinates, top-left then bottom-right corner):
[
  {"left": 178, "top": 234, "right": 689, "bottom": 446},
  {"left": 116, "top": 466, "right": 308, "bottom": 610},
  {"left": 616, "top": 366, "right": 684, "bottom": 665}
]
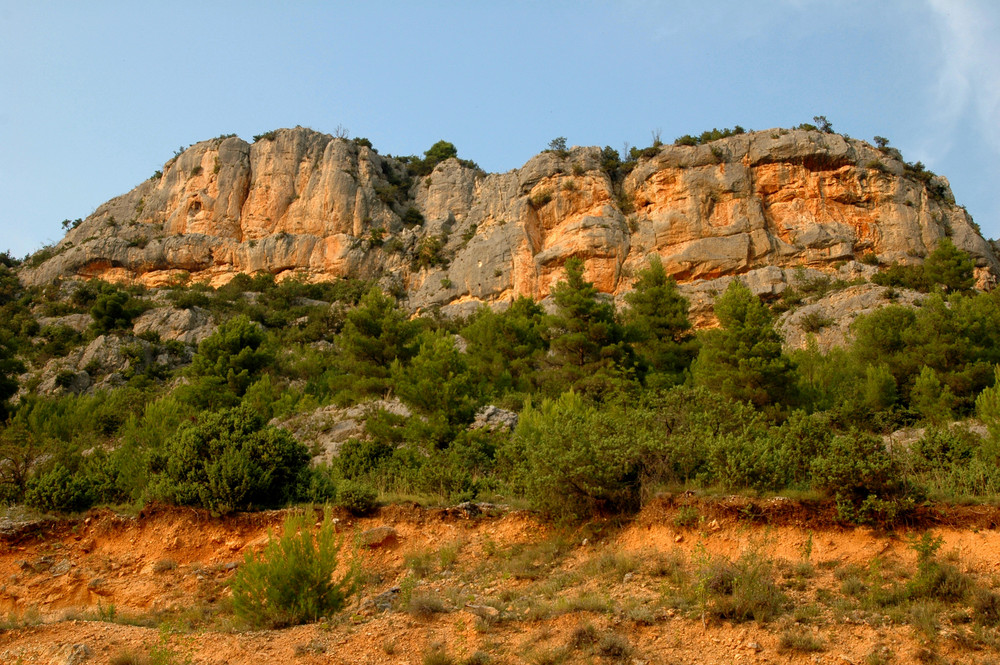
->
[{"left": 924, "top": 0, "right": 1000, "bottom": 157}]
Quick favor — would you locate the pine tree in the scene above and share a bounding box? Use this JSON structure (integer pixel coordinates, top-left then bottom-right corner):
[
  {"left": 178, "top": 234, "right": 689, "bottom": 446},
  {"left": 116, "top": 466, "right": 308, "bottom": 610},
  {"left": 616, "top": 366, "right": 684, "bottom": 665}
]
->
[
  {"left": 693, "top": 280, "right": 796, "bottom": 408},
  {"left": 461, "top": 297, "right": 548, "bottom": 398},
  {"left": 542, "top": 258, "right": 636, "bottom": 397},
  {"left": 624, "top": 256, "right": 698, "bottom": 387},
  {"left": 333, "top": 287, "right": 421, "bottom": 400},
  {"left": 925, "top": 237, "right": 975, "bottom": 292}
]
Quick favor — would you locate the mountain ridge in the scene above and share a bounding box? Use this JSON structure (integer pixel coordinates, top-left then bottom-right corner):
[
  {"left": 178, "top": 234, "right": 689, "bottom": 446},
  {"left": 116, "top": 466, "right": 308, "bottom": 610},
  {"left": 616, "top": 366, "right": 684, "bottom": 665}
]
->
[{"left": 22, "top": 126, "right": 998, "bottom": 320}]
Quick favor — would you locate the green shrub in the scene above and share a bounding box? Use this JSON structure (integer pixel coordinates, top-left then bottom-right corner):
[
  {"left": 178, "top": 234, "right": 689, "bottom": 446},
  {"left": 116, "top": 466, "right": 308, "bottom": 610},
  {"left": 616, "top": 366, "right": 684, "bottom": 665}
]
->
[
  {"left": 150, "top": 405, "right": 310, "bottom": 514},
  {"left": 189, "top": 314, "right": 274, "bottom": 397},
  {"left": 91, "top": 290, "right": 142, "bottom": 333},
  {"left": 230, "top": 508, "right": 355, "bottom": 628},
  {"left": 696, "top": 547, "right": 786, "bottom": 623},
  {"left": 338, "top": 480, "right": 378, "bottom": 515},
  {"left": 811, "top": 432, "right": 920, "bottom": 525},
  {"left": 507, "top": 392, "right": 648, "bottom": 519},
  {"left": 24, "top": 463, "right": 94, "bottom": 513}
]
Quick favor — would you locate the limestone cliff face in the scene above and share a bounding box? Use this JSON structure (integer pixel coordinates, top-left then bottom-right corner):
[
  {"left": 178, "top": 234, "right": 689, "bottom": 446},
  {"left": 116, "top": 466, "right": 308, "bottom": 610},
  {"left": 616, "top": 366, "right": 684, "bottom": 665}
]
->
[{"left": 22, "top": 127, "right": 998, "bottom": 317}]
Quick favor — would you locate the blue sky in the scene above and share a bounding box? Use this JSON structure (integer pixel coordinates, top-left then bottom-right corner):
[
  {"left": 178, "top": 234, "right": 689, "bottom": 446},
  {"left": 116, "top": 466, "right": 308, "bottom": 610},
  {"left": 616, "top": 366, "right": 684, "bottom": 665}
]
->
[{"left": 1, "top": 1, "right": 998, "bottom": 258}]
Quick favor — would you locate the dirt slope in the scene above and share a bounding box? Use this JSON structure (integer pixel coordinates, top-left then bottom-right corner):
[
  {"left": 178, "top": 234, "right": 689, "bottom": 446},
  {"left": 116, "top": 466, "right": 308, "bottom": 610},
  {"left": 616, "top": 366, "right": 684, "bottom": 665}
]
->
[{"left": 3, "top": 499, "right": 1000, "bottom": 664}]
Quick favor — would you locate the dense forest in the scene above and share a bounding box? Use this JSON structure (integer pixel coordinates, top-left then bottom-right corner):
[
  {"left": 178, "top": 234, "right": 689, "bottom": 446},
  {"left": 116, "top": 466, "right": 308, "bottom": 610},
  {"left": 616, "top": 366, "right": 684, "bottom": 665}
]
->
[{"left": 1, "top": 237, "right": 999, "bottom": 526}]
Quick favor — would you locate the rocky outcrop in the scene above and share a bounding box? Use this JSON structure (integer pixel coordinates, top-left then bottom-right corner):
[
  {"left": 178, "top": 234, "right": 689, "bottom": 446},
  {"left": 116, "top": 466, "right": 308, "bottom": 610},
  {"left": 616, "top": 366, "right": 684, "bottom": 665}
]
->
[
  {"left": 274, "top": 398, "right": 412, "bottom": 465},
  {"left": 22, "top": 127, "right": 999, "bottom": 320},
  {"left": 132, "top": 306, "right": 216, "bottom": 345},
  {"left": 777, "top": 283, "right": 925, "bottom": 352}
]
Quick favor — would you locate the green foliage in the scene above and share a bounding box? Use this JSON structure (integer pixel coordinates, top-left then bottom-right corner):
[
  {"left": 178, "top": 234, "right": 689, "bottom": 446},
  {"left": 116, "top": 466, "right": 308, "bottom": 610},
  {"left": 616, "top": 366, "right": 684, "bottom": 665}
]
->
[
  {"left": 392, "top": 331, "right": 481, "bottom": 426},
  {"left": 547, "top": 137, "right": 568, "bottom": 157},
  {"left": 338, "top": 480, "right": 378, "bottom": 515},
  {"left": 461, "top": 297, "right": 548, "bottom": 400},
  {"left": 541, "top": 258, "right": 637, "bottom": 398},
  {"left": 507, "top": 392, "right": 649, "bottom": 518},
  {"left": 150, "top": 405, "right": 310, "bottom": 513},
  {"left": 624, "top": 256, "right": 697, "bottom": 387},
  {"left": 24, "top": 463, "right": 94, "bottom": 513},
  {"left": 413, "top": 234, "right": 447, "bottom": 269},
  {"left": 871, "top": 261, "right": 932, "bottom": 291},
  {"left": 188, "top": 315, "right": 274, "bottom": 397},
  {"left": 327, "top": 287, "right": 421, "bottom": 402},
  {"left": 91, "top": 289, "right": 142, "bottom": 333},
  {"left": 924, "top": 237, "right": 974, "bottom": 292},
  {"left": 231, "top": 508, "right": 355, "bottom": 628},
  {"left": 404, "top": 140, "right": 461, "bottom": 177},
  {"left": 693, "top": 280, "right": 797, "bottom": 409},
  {"left": 696, "top": 547, "right": 786, "bottom": 623},
  {"left": 812, "top": 116, "right": 833, "bottom": 133},
  {"left": 673, "top": 126, "right": 745, "bottom": 146},
  {"left": 810, "top": 432, "right": 918, "bottom": 525},
  {"left": 0, "top": 331, "right": 23, "bottom": 420},
  {"left": 910, "top": 366, "right": 954, "bottom": 424}
]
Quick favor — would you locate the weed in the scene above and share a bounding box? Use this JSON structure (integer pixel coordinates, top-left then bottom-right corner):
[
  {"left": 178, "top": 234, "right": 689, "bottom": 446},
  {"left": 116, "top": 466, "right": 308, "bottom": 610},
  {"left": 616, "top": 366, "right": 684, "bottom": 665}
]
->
[
  {"left": 973, "top": 588, "right": 1000, "bottom": 626},
  {"left": 673, "top": 505, "right": 699, "bottom": 528},
  {"left": 778, "top": 628, "right": 826, "bottom": 653},
  {"left": 153, "top": 559, "right": 177, "bottom": 573},
  {"left": 423, "top": 642, "right": 456, "bottom": 665},
  {"left": 865, "top": 645, "right": 894, "bottom": 665},
  {"left": 409, "top": 591, "right": 448, "bottom": 619},
  {"left": 529, "top": 190, "right": 553, "bottom": 208},
  {"left": 405, "top": 549, "right": 437, "bottom": 578},
  {"left": 568, "top": 622, "right": 599, "bottom": 649},
  {"left": 648, "top": 553, "right": 687, "bottom": 587},
  {"left": 910, "top": 602, "right": 940, "bottom": 641},
  {"left": 110, "top": 652, "right": 149, "bottom": 665},
  {"left": 582, "top": 551, "right": 639, "bottom": 580},
  {"left": 696, "top": 547, "right": 787, "bottom": 623},
  {"left": 597, "top": 631, "right": 633, "bottom": 662}
]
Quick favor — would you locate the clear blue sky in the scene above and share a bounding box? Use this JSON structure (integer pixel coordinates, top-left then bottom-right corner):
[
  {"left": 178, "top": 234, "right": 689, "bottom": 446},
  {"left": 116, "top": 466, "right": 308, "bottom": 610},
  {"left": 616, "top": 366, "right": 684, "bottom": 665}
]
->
[{"left": 2, "top": 1, "right": 998, "bottom": 258}]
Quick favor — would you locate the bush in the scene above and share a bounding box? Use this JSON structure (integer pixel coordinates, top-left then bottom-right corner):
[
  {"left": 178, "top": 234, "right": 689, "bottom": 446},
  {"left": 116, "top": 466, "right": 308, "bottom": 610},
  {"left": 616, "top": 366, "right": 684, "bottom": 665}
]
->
[
  {"left": 230, "top": 508, "right": 355, "bottom": 628},
  {"left": 150, "top": 405, "right": 310, "bottom": 514},
  {"left": 24, "top": 463, "right": 94, "bottom": 513},
  {"left": 507, "top": 392, "right": 649, "bottom": 519},
  {"left": 189, "top": 315, "right": 274, "bottom": 396},
  {"left": 91, "top": 290, "right": 142, "bottom": 333},
  {"left": 338, "top": 480, "right": 378, "bottom": 515},
  {"left": 811, "top": 432, "right": 920, "bottom": 525}
]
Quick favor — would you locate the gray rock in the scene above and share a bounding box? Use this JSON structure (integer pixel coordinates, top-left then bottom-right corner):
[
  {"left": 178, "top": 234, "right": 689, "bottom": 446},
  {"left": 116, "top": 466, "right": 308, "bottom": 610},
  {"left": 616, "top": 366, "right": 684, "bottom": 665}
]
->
[
  {"left": 275, "top": 398, "right": 412, "bottom": 465},
  {"left": 471, "top": 406, "right": 518, "bottom": 432},
  {"left": 63, "top": 644, "right": 91, "bottom": 665},
  {"left": 133, "top": 305, "right": 216, "bottom": 345}
]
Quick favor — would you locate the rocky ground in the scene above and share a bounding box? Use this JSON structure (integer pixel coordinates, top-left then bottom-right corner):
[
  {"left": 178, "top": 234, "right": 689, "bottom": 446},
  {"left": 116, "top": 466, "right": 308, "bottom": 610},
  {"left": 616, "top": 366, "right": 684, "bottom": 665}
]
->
[{"left": 2, "top": 499, "right": 1000, "bottom": 664}]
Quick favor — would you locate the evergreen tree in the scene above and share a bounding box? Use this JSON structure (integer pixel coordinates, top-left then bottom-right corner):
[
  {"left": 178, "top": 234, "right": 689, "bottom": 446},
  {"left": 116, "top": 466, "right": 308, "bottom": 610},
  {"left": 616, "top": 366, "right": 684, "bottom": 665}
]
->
[
  {"left": 90, "top": 290, "right": 141, "bottom": 333},
  {"left": 0, "top": 330, "right": 22, "bottom": 421},
  {"left": 333, "top": 287, "right": 421, "bottom": 400},
  {"left": 189, "top": 315, "right": 274, "bottom": 397},
  {"left": 624, "top": 256, "right": 698, "bottom": 387},
  {"left": 692, "top": 279, "right": 797, "bottom": 408},
  {"left": 542, "top": 258, "right": 636, "bottom": 397},
  {"left": 925, "top": 237, "right": 975, "bottom": 292},
  {"left": 461, "top": 297, "right": 548, "bottom": 399},
  {"left": 392, "top": 330, "right": 481, "bottom": 428}
]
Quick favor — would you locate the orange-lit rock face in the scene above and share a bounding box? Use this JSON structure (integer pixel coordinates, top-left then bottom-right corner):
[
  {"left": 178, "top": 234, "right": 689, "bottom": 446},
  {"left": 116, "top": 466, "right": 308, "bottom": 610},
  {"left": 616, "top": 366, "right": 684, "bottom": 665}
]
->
[{"left": 25, "top": 128, "right": 998, "bottom": 319}]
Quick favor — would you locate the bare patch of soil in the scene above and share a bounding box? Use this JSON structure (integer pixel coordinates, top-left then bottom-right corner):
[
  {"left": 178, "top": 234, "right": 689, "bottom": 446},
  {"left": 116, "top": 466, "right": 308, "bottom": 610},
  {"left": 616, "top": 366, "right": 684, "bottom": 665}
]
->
[{"left": 2, "top": 498, "right": 1000, "bottom": 664}]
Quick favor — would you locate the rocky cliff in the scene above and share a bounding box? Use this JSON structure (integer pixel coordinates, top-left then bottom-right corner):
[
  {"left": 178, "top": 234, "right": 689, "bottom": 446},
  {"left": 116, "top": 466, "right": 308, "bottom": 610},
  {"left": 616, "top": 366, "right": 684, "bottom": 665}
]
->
[{"left": 22, "top": 126, "right": 998, "bottom": 319}]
